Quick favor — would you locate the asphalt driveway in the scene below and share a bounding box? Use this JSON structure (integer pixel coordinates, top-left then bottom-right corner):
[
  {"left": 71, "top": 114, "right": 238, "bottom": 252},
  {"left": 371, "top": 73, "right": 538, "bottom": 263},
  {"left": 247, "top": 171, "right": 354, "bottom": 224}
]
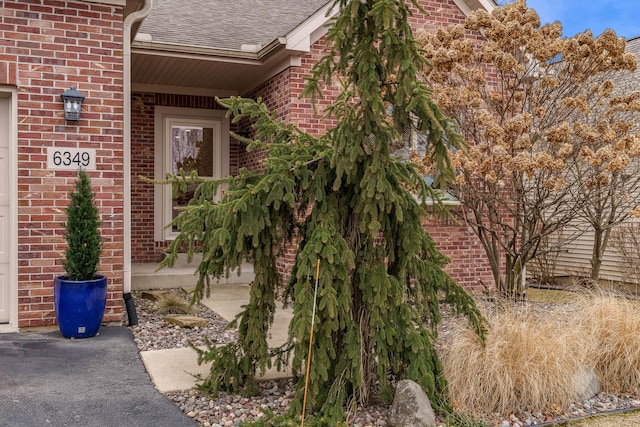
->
[{"left": 0, "top": 326, "right": 197, "bottom": 427}]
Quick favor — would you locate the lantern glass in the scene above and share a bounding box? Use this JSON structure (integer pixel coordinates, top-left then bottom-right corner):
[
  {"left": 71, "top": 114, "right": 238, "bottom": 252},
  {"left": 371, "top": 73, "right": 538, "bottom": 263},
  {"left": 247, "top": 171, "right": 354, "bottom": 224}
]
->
[{"left": 61, "top": 87, "right": 85, "bottom": 121}]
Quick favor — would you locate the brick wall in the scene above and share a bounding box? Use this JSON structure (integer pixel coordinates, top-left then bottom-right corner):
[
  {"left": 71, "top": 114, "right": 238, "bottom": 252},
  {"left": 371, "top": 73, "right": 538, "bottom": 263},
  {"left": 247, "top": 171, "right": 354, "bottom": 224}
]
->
[
  {"left": 1, "top": 0, "right": 126, "bottom": 327},
  {"left": 241, "top": 70, "right": 293, "bottom": 170},
  {"left": 130, "top": 92, "right": 155, "bottom": 262},
  {"left": 409, "top": 0, "right": 468, "bottom": 28},
  {"left": 423, "top": 210, "right": 494, "bottom": 290}
]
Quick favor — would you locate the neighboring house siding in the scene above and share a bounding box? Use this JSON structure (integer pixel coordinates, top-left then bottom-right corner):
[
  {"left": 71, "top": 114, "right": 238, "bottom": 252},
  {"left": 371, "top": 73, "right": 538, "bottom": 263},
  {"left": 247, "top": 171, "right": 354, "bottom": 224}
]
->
[
  {"left": 553, "top": 222, "right": 627, "bottom": 283},
  {"left": 552, "top": 38, "right": 640, "bottom": 286},
  {"left": 1, "top": 1, "right": 126, "bottom": 327}
]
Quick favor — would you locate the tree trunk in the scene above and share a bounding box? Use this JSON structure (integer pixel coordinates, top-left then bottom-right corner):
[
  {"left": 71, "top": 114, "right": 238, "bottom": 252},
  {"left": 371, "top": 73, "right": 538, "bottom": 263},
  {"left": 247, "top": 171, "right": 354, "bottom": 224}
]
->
[
  {"left": 591, "top": 226, "right": 604, "bottom": 282},
  {"left": 591, "top": 226, "right": 613, "bottom": 282}
]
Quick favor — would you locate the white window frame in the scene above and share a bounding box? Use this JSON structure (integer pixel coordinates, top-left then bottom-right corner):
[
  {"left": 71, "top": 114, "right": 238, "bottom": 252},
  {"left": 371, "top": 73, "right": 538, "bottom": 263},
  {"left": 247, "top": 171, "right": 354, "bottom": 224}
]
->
[
  {"left": 154, "top": 106, "right": 229, "bottom": 241},
  {"left": 0, "top": 89, "right": 17, "bottom": 330},
  {"left": 397, "top": 112, "right": 460, "bottom": 207}
]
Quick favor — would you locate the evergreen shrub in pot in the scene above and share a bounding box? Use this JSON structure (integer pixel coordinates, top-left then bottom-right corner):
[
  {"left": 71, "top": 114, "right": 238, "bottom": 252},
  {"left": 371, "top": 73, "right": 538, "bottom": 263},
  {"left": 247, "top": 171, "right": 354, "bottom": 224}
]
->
[{"left": 54, "top": 170, "right": 107, "bottom": 338}]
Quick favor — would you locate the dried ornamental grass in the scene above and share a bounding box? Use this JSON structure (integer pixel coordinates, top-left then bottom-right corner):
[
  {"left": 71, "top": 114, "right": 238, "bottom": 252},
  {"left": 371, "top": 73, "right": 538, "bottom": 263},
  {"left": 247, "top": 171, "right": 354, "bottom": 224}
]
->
[
  {"left": 155, "top": 293, "right": 193, "bottom": 315},
  {"left": 573, "top": 293, "right": 640, "bottom": 394},
  {"left": 442, "top": 303, "right": 588, "bottom": 415}
]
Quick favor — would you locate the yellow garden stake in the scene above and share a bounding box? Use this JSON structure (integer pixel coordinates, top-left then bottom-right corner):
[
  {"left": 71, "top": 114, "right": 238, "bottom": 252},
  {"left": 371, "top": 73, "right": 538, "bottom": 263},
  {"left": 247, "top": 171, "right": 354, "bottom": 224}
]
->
[{"left": 301, "top": 258, "right": 321, "bottom": 426}]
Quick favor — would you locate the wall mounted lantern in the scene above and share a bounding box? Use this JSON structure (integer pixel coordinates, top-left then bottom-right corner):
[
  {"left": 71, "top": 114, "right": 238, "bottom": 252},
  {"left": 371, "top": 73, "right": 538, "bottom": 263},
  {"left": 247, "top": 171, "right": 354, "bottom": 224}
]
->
[{"left": 60, "top": 86, "right": 85, "bottom": 121}]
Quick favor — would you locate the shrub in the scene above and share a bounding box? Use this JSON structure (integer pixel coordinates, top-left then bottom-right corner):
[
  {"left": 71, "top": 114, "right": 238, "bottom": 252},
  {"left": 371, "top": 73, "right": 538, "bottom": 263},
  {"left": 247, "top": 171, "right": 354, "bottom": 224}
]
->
[
  {"left": 574, "top": 292, "right": 640, "bottom": 394},
  {"left": 527, "top": 231, "right": 567, "bottom": 287},
  {"left": 444, "top": 292, "right": 640, "bottom": 416},
  {"left": 156, "top": 293, "right": 193, "bottom": 315},
  {"left": 442, "top": 301, "right": 587, "bottom": 414},
  {"left": 62, "top": 170, "right": 102, "bottom": 281}
]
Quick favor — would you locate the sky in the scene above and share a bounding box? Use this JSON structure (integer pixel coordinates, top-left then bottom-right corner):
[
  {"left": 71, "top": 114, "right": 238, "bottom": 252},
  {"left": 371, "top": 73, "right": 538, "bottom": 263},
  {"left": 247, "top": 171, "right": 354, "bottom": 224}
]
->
[{"left": 524, "top": 0, "right": 640, "bottom": 40}]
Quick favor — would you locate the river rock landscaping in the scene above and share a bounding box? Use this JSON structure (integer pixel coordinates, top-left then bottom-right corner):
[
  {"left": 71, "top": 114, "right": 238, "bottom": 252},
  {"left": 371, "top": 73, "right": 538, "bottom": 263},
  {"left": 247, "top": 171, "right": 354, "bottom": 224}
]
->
[{"left": 128, "top": 289, "right": 640, "bottom": 427}]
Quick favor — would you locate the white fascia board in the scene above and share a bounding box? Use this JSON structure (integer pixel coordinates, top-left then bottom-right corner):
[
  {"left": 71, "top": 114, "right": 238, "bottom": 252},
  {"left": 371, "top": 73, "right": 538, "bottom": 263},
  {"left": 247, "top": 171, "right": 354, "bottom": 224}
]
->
[
  {"left": 453, "top": 0, "right": 472, "bottom": 15},
  {"left": 453, "top": 0, "right": 495, "bottom": 15},
  {"left": 476, "top": 0, "right": 496, "bottom": 12},
  {"left": 83, "top": 0, "right": 126, "bottom": 5},
  {"left": 131, "top": 42, "right": 261, "bottom": 65},
  {"left": 284, "top": 2, "right": 339, "bottom": 52}
]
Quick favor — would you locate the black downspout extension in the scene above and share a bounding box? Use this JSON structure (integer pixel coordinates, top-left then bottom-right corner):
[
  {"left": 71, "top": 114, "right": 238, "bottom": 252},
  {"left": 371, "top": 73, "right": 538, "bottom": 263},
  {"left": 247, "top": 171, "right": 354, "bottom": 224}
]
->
[{"left": 123, "top": 292, "right": 138, "bottom": 326}]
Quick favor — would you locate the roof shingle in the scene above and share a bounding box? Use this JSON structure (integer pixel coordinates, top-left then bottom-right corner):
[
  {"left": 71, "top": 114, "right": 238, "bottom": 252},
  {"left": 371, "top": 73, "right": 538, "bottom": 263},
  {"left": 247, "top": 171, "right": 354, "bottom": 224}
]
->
[{"left": 138, "top": 0, "right": 331, "bottom": 51}]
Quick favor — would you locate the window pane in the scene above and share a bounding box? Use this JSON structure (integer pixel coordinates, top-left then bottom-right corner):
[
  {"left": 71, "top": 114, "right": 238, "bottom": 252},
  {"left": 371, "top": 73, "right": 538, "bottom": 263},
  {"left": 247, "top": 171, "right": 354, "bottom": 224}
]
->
[
  {"left": 172, "top": 126, "right": 215, "bottom": 176},
  {"left": 171, "top": 126, "right": 215, "bottom": 230}
]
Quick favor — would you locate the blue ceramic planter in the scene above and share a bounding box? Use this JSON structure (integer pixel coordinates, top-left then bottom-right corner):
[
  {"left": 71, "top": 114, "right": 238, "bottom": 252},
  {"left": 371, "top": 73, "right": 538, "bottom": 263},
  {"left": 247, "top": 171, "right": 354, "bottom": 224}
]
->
[{"left": 54, "top": 275, "right": 107, "bottom": 339}]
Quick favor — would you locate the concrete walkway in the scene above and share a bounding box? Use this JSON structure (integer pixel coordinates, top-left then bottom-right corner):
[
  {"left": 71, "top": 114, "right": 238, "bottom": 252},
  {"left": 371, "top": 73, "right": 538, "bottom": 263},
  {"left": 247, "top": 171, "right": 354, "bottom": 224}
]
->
[{"left": 140, "top": 283, "right": 293, "bottom": 393}]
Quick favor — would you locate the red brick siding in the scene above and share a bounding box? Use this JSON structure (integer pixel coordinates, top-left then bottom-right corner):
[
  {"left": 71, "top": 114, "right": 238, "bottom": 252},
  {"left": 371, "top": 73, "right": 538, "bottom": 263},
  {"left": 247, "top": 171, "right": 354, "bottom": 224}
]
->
[
  {"left": 154, "top": 93, "right": 224, "bottom": 110},
  {"left": 0, "top": 61, "right": 17, "bottom": 85},
  {"left": 408, "top": 0, "right": 468, "bottom": 28},
  {"left": 241, "top": 70, "right": 293, "bottom": 170},
  {"left": 423, "top": 209, "right": 494, "bottom": 290},
  {"left": 276, "top": 243, "right": 298, "bottom": 286},
  {"left": 3, "top": 0, "right": 125, "bottom": 327},
  {"left": 272, "top": 209, "right": 494, "bottom": 290},
  {"left": 289, "top": 40, "right": 341, "bottom": 137},
  {"left": 130, "top": 92, "right": 156, "bottom": 262},
  {"left": 246, "top": 70, "right": 292, "bottom": 120}
]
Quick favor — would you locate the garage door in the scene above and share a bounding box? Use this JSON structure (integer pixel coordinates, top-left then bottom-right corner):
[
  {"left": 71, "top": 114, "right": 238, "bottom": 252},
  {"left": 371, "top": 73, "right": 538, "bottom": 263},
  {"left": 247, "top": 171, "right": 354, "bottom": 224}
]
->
[{"left": 0, "top": 96, "right": 10, "bottom": 323}]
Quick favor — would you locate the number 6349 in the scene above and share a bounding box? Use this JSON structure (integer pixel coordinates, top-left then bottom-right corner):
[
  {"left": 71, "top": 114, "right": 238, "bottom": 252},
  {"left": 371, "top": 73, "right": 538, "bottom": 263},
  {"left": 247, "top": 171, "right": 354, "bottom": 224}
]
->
[{"left": 52, "top": 150, "right": 91, "bottom": 167}]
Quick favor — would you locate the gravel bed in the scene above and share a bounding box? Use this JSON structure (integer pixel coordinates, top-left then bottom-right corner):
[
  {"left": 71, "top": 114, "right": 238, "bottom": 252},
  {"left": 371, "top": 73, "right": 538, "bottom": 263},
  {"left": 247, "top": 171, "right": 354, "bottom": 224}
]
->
[
  {"left": 164, "top": 380, "right": 390, "bottom": 427},
  {"left": 129, "top": 289, "right": 237, "bottom": 351},
  {"left": 128, "top": 290, "right": 640, "bottom": 427}
]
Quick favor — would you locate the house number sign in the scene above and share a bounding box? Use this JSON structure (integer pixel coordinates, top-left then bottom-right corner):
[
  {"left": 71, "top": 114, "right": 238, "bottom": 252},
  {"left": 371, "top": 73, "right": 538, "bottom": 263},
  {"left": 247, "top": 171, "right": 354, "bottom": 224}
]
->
[{"left": 47, "top": 147, "right": 96, "bottom": 171}]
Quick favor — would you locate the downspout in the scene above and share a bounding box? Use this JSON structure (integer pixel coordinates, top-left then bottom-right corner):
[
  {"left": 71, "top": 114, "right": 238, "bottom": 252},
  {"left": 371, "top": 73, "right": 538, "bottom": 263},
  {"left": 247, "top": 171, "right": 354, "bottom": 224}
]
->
[{"left": 123, "top": 0, "right": 153, "bottom": 323}]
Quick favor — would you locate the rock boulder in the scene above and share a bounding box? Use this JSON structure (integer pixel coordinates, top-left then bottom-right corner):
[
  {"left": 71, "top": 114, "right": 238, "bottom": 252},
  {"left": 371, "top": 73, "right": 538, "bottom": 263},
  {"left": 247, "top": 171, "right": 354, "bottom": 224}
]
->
[{"left": 389, "top": 379, "right": 437, "bottom": 427}]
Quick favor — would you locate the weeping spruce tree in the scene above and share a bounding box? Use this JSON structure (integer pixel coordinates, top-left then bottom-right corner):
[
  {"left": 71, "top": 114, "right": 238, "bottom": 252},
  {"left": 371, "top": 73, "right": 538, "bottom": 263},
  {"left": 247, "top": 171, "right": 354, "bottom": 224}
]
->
[{"left": 162, "top": 0, "right": 484, "bottom": 422}]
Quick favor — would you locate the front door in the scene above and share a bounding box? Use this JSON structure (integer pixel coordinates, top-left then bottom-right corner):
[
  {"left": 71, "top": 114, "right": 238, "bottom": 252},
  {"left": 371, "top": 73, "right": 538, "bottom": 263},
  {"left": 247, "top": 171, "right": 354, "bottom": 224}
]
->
[
  {"left": 0, "top": 96, "right": 10, "bottom": 323},
  {"left": 154, "top": 107, "right": 229, "bottom": 242}
]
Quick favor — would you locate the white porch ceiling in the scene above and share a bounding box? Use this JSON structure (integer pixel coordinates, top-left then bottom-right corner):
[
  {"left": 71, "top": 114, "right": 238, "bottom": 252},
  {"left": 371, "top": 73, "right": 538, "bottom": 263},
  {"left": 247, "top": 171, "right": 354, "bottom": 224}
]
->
[{"left": 130, "top": 42, "right": 298, "bottom": 96}]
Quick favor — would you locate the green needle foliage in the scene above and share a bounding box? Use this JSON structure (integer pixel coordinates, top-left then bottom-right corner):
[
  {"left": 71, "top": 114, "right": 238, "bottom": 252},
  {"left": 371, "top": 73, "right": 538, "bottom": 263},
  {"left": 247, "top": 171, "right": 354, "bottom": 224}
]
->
[
  {"left": 161, "top": 0, "right": 485, "bottom": 422},
  {"left": 62, "top": 170, "right": 102, "bottom": 281}
]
